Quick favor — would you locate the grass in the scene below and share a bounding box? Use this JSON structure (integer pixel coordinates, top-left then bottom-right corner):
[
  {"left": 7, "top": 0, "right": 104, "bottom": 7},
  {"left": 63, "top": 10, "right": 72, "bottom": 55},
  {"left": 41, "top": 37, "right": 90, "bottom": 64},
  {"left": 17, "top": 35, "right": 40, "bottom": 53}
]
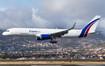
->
[{"left": 0, "top": 61, "right": 105, "bottom": 65}]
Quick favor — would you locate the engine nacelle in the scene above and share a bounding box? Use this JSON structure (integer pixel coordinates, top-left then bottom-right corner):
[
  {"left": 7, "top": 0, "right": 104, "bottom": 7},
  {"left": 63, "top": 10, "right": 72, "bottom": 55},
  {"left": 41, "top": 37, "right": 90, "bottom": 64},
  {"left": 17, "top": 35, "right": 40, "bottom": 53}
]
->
[{"left": 36, "top": 34, "right": 50, "bottom": 40}]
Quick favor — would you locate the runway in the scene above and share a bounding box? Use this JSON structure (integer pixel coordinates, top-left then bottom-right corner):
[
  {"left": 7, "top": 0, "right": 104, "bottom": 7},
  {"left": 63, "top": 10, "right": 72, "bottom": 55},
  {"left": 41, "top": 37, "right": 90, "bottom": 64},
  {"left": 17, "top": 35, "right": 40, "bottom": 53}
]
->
[
  {"left": 1, "top": 59, "right": 105, "bottom": 62},
  {"left": 0, "top": 65, "right": 104, "bottom": 66},
  {"left": 0, "top": 65, "right": 80, "bottom": 66}
]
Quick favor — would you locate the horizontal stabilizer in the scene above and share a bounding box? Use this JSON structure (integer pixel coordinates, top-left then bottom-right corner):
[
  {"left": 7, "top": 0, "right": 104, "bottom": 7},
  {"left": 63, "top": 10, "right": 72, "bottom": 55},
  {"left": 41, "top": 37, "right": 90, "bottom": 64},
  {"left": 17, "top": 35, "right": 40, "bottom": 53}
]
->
[{"left": 89, "top": 31, "right": 102, "bottom": 34}]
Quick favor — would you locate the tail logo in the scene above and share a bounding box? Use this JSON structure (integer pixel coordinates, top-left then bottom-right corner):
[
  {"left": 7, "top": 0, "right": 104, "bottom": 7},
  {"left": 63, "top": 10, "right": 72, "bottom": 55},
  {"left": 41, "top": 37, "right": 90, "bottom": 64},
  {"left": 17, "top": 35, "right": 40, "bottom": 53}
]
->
[{"left": 79, "top": 18, "right": 100, "bottom": 38}]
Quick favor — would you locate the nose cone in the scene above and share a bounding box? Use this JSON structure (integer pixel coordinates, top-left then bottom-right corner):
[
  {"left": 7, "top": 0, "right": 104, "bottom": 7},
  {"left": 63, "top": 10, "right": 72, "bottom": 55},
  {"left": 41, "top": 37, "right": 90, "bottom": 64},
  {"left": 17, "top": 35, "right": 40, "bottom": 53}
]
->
[
  {"left": 2, "top": 32, "right": 5, "bottom": 36},
  {"left": 2, "top": 32, "right": 7, "bottom": 36}
]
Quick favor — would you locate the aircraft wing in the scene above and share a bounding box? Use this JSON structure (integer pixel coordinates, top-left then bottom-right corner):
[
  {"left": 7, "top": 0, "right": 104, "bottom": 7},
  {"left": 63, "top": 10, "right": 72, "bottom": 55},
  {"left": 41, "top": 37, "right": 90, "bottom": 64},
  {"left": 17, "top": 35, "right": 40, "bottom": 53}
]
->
[{"left": 50, "top": 23, "right": 76, "bottom": 38}]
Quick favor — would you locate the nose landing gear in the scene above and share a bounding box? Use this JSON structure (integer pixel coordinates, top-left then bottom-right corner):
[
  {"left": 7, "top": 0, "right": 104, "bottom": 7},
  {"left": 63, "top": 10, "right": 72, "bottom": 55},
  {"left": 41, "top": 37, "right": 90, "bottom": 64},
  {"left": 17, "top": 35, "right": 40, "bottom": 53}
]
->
[{"left": 13, "top": 37, "right": 16, "bottom": 43}]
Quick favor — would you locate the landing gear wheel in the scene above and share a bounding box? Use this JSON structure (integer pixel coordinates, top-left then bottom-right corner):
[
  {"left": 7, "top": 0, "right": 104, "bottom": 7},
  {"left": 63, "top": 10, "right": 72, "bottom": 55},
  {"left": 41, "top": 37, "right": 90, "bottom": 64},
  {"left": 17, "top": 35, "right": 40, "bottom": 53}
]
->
[
  {"left": 50, "top": 41, "right": 57, "bottom": 43},
  {"left": 13, "top": 40, "right": 16, "bottom": 43},
  {"left": 50, "top": 36, "right": 57, "bottom": 43}
]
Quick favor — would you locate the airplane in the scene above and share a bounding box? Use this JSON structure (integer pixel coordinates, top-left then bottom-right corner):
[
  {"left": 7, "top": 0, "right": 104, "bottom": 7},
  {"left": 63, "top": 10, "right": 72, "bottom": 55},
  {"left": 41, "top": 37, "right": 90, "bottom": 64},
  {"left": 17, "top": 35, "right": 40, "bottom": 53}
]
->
[{"left": 2, "top": 15, "right": 101, "bottom": 43}]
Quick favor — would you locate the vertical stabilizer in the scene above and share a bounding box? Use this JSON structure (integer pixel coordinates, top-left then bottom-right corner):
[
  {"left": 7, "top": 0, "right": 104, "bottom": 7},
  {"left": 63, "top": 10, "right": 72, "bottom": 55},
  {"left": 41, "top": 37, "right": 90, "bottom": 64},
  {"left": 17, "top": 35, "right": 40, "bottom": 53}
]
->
[{"left": 79, "top": 15, "right": 101, "bottom": 38}]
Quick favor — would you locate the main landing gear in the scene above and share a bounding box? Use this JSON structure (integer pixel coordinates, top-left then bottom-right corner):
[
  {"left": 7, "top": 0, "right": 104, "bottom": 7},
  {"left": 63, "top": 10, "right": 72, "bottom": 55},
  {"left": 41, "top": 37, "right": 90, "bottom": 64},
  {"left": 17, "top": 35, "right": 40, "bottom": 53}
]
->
[
  {"left": 50, "top": 41, "right": 57, "bottom": 43},
  {"left": 50, "top": 36, "right": 57, "bottom": 43}
]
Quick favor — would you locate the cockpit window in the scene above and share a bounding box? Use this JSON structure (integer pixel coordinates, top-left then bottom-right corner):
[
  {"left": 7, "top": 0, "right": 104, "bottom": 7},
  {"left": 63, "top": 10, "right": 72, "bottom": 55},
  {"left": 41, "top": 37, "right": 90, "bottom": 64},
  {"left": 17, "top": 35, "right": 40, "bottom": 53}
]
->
[{"left": 6, "top": 30, "right": 10, "bottom": 32}]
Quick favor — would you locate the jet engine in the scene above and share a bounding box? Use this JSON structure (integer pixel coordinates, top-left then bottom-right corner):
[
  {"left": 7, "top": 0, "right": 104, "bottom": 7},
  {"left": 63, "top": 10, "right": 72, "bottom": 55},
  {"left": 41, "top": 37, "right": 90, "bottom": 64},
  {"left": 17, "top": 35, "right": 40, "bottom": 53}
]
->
[{"left": 36, "top": 34, "right": 50, "bottom": 40}]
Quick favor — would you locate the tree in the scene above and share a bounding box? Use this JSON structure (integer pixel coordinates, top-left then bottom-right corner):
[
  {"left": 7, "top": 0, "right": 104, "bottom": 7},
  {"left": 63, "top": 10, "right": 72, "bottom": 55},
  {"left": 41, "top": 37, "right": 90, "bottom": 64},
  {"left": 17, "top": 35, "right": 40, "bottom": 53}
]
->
[{"left": 1, "top": 55, "right": 6, "bottom": 59}]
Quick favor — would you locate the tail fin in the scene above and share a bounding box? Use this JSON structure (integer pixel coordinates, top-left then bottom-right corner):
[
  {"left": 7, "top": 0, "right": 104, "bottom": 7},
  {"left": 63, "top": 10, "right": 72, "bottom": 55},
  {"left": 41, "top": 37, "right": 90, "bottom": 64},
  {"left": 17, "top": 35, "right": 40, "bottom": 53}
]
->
[{"left": 79, "top": 15, "right": 101, "bottom": 38}]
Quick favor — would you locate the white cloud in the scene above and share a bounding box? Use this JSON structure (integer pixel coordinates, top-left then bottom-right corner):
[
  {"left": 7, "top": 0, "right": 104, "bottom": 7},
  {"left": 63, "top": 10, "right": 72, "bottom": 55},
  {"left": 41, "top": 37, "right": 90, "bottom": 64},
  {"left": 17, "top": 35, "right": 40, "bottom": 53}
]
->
[
  {"left": 0, "top": 8, "right": 7, "bottom": 11},
  {"left": 32, "top": 8, "right": 49, "bottom": 28},
  {"left": 40, "top": 0, "right": 105, "bottom": 19},
  {"left": 42, "top": 0, "right": 67, "bottom": 12}
]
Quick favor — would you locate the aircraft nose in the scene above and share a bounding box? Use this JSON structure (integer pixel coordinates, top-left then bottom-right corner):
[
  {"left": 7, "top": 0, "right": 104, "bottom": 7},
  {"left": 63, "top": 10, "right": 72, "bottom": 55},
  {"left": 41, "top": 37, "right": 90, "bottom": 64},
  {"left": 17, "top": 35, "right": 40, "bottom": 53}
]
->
[{"left": 2, "top": 32, "right": 7, "bottom": 36}]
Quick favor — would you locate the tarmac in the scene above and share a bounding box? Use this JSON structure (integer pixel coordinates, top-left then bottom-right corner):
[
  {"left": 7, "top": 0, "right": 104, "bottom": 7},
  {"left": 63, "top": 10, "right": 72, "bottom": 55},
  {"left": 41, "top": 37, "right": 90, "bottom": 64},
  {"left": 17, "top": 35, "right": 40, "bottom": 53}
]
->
[
  {"left": 0, "top": 59, "right": 105, "bottom": 62},
  {"left": 0, "top": 65, "right": 104, "bottom": 66},
  {"left": 0, "top": 65, "right": 82, "bottom": 66},
  {"left": 0, "top": 65, "right": 89, "bottom": 66}
]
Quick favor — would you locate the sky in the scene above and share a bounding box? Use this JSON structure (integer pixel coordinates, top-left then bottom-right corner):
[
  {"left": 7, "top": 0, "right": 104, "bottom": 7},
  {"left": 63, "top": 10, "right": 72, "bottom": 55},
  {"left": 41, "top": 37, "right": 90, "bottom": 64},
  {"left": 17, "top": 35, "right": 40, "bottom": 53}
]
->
[{"left": 0, "top": 0, "right": 105, "bottom": 35}]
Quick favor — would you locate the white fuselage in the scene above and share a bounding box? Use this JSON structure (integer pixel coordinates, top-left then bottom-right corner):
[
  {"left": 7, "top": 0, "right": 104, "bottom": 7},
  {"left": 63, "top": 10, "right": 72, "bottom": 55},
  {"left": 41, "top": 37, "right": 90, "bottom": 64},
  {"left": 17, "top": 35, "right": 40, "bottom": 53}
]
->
[{"left": 2, "top": 28, "right": 83, "bottom": 38}]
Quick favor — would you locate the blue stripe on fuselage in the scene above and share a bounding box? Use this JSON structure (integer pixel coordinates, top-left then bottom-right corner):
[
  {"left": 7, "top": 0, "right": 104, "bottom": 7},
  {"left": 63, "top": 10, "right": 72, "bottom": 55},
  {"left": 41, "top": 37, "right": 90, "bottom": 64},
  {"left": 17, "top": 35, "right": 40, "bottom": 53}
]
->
[{"left": 79, "top": 18, "right": 100, "bottom": 38}]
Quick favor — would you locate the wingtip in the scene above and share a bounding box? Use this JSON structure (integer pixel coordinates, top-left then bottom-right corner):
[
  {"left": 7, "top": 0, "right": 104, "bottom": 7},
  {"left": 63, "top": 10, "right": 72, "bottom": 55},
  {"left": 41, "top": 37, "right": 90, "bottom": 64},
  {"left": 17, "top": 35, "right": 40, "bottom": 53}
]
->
[
  {"left": 68, "top": 22, "right": 76, "bottom": 30},
  {"left": 72, "top": 22, "right": 76, "bottom": 29}
]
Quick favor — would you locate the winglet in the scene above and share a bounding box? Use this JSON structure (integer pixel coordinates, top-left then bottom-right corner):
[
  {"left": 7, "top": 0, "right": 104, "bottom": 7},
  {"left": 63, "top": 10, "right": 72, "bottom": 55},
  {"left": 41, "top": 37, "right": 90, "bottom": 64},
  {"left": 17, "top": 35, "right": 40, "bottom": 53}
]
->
[{"left": 68, "top": 22, "right": 76, "bottom": 30}]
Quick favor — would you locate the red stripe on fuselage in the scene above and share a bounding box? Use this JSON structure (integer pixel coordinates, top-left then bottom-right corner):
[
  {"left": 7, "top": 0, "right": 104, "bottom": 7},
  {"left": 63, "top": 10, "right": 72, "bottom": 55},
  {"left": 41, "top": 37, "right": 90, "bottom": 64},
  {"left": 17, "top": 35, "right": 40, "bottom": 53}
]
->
[{"left": 84, "top": 21, "right": 98, "bottom": 37}]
